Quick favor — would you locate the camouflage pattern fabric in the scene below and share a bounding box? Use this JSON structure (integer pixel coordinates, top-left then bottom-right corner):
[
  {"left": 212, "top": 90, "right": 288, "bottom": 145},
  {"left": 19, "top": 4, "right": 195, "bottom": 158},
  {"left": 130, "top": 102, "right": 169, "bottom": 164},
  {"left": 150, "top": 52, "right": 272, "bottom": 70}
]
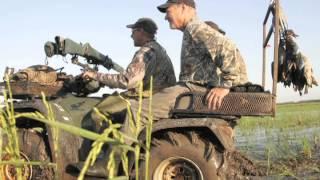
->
[
  {"left": 10, "top": 65, "right": 58, "bottom": 85},
  {"left": 180, "top": 17, "right": 248, "bottom": 88},
  {"left": 95, "top": 40, "right": 176, "bottom": 93}
]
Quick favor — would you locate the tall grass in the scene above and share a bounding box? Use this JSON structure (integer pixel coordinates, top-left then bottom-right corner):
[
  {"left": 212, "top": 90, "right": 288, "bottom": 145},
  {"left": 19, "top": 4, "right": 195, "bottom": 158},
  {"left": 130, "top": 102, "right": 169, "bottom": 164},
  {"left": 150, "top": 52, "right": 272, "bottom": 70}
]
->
[
  {"left": 144, "top": 77, "right": 153, "bottom": 180},
  {"left": 0, "top": 76, "right": 23, "bottom": 179},
  {"left": 76, "top": 79, "right": 154, "bottom": 180},
  {"left": 300, "top": 136, "right": 312, "bottom": 159},
  {"left": 0, "top": 78, "right": 154, "bottom": 179}
]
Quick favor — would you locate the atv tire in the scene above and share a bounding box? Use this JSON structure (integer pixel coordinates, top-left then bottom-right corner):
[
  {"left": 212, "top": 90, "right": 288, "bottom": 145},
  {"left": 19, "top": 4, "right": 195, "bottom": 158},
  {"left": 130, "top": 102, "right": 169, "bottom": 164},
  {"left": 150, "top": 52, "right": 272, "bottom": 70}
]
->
[
  {"left": 1, "top": 129, "right": 54, "bottom": 180},
  {"left": 139, "top": 131, "right": 222, "bottom": 180}
]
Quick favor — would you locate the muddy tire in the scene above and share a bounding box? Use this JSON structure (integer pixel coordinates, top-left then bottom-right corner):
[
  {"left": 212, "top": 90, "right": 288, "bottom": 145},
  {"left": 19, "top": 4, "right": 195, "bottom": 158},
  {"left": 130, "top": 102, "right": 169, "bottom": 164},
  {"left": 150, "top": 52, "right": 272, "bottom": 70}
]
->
[
  {"left": 1, "top": 129, "right": 54, "bottom": 180},
  {"left": 139, "top": 131, "right": 222, "bottom": 180}
]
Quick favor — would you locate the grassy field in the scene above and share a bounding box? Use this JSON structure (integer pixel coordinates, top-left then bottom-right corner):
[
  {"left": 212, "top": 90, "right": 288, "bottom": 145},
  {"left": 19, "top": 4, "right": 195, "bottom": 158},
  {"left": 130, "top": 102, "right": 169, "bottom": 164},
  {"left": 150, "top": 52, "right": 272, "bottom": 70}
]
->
[{"left": 238, "top": 101, "right": 320, "bottom": 131}]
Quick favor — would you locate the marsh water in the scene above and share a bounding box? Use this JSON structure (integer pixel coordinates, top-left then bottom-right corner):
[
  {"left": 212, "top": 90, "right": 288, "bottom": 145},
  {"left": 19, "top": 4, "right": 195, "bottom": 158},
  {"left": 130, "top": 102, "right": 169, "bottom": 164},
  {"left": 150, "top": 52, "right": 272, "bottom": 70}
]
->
[{"left": 235, "top": 126, "right": 320, "bottom": 179}]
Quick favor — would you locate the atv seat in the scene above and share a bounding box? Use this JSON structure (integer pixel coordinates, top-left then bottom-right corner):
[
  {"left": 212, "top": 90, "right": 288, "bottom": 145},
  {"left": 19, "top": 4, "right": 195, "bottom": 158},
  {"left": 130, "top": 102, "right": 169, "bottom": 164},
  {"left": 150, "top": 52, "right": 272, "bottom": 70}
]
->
[{"left": 172, "top": 91, "right": 274, "bottom": 118}]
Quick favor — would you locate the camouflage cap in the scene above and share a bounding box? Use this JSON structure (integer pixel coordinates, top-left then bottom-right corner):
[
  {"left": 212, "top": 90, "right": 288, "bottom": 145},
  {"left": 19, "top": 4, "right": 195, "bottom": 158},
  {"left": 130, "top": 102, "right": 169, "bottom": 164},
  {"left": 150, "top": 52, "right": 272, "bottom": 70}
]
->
[
  {"left": 157, "top": 0, "right": 196, "bottom": 13},
  {"left": 126, "top": 18, "right": 158, "bottom": 35}
]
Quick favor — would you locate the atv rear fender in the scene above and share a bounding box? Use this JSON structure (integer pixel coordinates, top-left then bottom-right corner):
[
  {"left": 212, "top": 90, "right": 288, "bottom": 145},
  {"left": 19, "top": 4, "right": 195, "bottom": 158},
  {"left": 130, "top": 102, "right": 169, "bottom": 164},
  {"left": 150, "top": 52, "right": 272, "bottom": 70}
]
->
[{"left": 139, "top": 118, "right": 235, "bottom": 151}]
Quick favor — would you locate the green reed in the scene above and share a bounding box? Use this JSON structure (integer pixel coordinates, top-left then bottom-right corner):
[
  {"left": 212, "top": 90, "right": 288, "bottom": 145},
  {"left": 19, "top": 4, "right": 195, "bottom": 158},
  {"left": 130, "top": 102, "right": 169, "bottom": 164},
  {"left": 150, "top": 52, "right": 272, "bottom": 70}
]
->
[
  {"left": 0, "top": 76, "right": 23, "bottom": 179},
  {"left": 1, "top": 78, "right": 154, "bottom": 180}
]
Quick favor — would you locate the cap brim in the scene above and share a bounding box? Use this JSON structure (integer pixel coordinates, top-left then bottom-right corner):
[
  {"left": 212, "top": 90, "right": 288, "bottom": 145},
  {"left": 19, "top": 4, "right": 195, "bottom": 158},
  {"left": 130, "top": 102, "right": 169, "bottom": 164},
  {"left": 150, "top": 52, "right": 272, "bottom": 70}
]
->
[
  {"left": 157, "top": 3, "right": 170, "bottom": 13},
  {"left": 126, "top": 24, "right": 135, "bottom": 28},
  {"left": 218, "top": 29, "right": 226, "bottom": 35}
]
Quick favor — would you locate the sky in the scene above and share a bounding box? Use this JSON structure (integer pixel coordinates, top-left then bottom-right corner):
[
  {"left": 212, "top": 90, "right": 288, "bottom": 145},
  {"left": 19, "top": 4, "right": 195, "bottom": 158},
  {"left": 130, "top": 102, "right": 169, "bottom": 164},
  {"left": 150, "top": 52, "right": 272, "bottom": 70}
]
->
[{"left": 0, "top": 0, "right": 319, "bottom": 102}]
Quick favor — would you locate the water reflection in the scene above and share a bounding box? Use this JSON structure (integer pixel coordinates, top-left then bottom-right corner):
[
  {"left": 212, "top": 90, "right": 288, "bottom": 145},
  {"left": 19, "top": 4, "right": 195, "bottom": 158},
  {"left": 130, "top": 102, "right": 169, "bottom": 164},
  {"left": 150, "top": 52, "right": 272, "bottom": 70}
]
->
[{"left": 235, "top": 127, "right": 320, "bottom": 160}]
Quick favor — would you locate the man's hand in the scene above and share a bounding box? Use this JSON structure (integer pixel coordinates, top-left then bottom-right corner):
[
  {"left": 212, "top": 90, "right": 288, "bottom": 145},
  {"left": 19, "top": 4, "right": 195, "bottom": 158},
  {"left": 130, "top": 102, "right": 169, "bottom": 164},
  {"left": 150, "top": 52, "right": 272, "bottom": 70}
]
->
[
  {"left": 206, "top": 88, "right": 230, "bottom": 110},
  {"left": 81, "top": 71, "right": 98, "bottom": 80}
]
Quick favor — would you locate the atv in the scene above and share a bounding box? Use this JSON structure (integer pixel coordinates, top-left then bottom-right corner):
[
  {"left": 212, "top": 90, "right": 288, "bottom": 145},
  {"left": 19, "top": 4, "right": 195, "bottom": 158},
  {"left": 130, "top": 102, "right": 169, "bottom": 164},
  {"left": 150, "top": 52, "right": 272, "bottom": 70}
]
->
[{"left": 0, "top": 37, "right": 274, "bottom": 180}]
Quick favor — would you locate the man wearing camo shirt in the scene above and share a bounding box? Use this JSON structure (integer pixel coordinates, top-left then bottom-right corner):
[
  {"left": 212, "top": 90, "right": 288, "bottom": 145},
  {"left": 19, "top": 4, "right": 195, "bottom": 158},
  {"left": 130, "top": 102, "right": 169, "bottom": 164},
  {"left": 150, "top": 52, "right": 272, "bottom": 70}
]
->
[{"left": 82, "top": 17, "right": 176, "bottom": 131}]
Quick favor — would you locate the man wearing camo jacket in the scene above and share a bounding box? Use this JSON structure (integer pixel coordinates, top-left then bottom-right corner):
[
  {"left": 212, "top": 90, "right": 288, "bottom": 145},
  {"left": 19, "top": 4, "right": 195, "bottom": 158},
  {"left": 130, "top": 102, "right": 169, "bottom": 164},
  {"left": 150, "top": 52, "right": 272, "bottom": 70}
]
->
[{"left": 82, "top": 17, "right": 176, "bottom": 129}]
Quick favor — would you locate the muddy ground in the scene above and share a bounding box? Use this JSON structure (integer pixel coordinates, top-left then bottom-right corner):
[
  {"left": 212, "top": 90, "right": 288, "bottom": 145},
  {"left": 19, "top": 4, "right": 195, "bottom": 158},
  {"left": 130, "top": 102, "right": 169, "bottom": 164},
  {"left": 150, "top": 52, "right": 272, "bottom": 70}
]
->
[{"left": 227, "top": 144, "right": 320, "bottom": 179}]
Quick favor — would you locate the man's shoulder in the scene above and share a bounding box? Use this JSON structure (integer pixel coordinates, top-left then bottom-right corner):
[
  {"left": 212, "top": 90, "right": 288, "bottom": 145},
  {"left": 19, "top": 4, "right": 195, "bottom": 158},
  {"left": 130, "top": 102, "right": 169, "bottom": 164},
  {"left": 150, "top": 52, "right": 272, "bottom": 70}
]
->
[
  {"left": 137, "top": 43, "right": 153, "bottom": 54},
  {"left": 143, "top": 40, "right": 162, "bottom": 48},
  {"left": 133, "top": 42, "right": 158, "bottom": 61},
  {"left": 185, "top": 18, "right": 220, "bottom": 41},
  {"left": 186, "top": 17, "right": 204, "bottom": 30},
  {"left": 142, "top": 40, "right": 167, "bottom": 53}
]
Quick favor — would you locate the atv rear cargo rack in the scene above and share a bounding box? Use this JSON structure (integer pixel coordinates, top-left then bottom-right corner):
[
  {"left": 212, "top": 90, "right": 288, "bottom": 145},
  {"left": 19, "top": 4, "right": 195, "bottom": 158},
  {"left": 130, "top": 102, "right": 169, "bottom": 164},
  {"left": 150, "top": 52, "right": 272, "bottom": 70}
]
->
[{"left": 172, "top": 92, "right": 274, "bottom": 117}]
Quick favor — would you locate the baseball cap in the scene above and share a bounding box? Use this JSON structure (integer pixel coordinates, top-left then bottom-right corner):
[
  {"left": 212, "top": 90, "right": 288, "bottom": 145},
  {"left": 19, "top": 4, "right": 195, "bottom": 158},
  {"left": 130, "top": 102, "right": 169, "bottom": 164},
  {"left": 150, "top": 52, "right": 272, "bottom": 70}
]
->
[
  {"left": 126, "top": 18, "right": 158, "bottom": 35},
  {"left": 157, "top": 0, "right": 196, "bottom": 13}
]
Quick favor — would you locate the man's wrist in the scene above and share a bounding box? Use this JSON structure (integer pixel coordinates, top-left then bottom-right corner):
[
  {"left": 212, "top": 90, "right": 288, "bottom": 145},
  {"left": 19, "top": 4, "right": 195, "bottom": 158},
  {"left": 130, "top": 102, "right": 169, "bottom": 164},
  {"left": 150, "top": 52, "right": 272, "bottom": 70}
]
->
[
  {"left": 220, "top": 81, "right": 232, "bottom": 88},
  {"left": 94, "top": 72, "right": 101, "bottom": 81}
]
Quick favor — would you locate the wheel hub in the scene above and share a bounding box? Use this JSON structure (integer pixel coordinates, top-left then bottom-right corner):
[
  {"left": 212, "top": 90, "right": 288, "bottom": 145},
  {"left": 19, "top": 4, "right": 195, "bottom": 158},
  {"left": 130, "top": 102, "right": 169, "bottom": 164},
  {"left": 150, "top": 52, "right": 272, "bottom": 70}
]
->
[
  {"left": 154, "top": 157, "right": 203, "bottom": 180},
  {"left": 1, "top": 152, "right": 32, "bottom": 180}
]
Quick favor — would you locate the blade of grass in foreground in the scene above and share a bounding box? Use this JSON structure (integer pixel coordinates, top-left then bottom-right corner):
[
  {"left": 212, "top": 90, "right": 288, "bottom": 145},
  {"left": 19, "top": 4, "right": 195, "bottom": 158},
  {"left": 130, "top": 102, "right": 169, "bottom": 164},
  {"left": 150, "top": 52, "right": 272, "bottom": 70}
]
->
[{"left": 1, "top": 76, "right": 23, "bottom": 179}]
